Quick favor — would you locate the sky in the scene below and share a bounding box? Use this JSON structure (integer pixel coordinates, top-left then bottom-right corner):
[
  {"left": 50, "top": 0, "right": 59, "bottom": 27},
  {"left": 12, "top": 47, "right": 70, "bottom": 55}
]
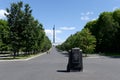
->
[{"left": 0, "top": 0, "right": 120, "bottom": 44}]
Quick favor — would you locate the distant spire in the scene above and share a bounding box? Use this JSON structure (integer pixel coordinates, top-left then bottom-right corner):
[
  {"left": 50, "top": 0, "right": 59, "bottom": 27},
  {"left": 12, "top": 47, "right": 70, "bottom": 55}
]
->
[{"left": 53, "top": 25, "right": 55, "bottom": 43}]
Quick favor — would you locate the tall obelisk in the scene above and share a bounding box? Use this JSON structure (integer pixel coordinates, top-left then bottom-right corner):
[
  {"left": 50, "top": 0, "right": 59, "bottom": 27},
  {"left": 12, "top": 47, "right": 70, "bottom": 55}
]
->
[{"left": 53, "top": 25, "right": 55, "bottom": 44}]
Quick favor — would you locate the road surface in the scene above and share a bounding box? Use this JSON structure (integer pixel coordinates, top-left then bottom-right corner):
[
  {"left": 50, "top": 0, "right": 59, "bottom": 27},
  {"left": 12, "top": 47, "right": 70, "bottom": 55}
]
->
[{"left": 0, "top": 47, "right": 120, "bottom": 80}]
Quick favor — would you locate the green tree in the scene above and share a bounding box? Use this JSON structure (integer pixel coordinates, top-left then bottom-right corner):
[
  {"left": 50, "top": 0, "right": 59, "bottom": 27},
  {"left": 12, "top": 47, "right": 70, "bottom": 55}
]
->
[
  {"left": 5, "top": 1, "right": 25, "bottom": 57},
  {"left": 58, "top": 9, "right": 120, "bottom": 55},
  {"left": 84, "top": 20, "right": 98, "bottom": 36},
  {"left": 113, "top": 9, "right": 120, "bottom": 24},
  {"left": 85, "top": 10, "right": 120, "bottom": 53},
  {"left": 113, "top": 9, "right": 120, "bottom": 52},
  {"left": 96, "top": 12, "right": 118, "bottom": 53},
  {"left": 61, "top": 35, "right": 76, "bottom": 51},
  {"left": 58, "top": 28, "right": 96, "bottom": 56},
  {"left": 77, "top": 28, "right": 96, "bottom": 56},
  {"left": 5, "top": 1, "right": 52, "bottom": 57},
  {"left": 40, "top": 36, "right": 52, "bottom": 52},
  {"left": 0, "top": 20, "right": 10, "bottom": 51}
]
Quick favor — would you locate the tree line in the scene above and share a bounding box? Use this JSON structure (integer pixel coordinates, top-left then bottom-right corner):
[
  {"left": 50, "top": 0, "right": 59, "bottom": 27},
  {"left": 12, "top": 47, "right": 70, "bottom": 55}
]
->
[
  {"left": 0, "top": 1, "right": 52, "bottom": 57},
  {"left": 57, "top": 28, "right": 96, "bottom": 56},
  {"left": 57, "top": 9, "right": 120, "bottom": 55}
]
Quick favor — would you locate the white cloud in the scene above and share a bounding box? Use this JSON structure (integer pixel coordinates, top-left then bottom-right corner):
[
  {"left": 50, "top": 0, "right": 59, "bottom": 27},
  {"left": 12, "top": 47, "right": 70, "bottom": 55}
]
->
[
  {"left": 55, "top": 37, "right": 64, "bottom": 44},
  {"left": 45, "top": 29, "right": 63, "bottom": 44},
  {"left": 60, "top": 27, "right": 75, "bottom": 30},
  {"left": 86, "top": 12, "right": 94, "bottom": 15},
  {"left": 0, "top": 9, "right": 7, "bottom": 19},
  {"left": 45, "top": 29, "right": 62, "bottom": 36},
  {"left": 56, "top": 30, "right": 62, "bottom": 33},
  {"left": 80, "top": 11, "right": 94, "bottom": 21},
  {"left": 113, "top": 7, "right": 119, "bottom": 11},
  {"left": 81, "top": 16, "right": 90, "bottom": 21},
  {"left": 91, "top": 17, "right": 98, "bottom": 21},
  {"left": 45, "top": 29, "right": 62, "bottom": 42},
  {"left": 81, "top": 12, "right": 94, "bottom": 16},
  {"left": 81, "top": 13, "right": 85, "bottom": 15},
  {"left": 45, "top": 30, "right": 53, "bottom": 36}
]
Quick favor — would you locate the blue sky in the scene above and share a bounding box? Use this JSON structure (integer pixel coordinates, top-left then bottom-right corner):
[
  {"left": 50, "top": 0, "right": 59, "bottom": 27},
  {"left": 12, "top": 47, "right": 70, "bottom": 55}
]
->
[{"left": 0, "top": 0, "right": 120, "bottom": 44}]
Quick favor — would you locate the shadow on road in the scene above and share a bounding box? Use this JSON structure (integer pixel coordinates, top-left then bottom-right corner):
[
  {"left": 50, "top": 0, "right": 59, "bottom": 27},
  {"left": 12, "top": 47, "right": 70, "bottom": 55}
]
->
[
  {"left": 57, "top": 70, "right": 82, "bottom": 73},
  {"left": 57, "top": 70, "right": 68, "bottom": 73}
]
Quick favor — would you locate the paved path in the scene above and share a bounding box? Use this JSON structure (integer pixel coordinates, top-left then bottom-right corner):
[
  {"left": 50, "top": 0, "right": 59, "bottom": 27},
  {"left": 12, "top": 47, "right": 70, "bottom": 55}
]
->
[{"left": 0, "top": 47, "right": 120, "bottom": 80}]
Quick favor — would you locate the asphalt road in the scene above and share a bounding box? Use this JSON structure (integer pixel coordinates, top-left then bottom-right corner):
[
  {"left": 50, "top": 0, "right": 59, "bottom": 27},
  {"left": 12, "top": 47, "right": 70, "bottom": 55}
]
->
[{"left": 0, "top": 47, "right": 120, "bottom": 80}]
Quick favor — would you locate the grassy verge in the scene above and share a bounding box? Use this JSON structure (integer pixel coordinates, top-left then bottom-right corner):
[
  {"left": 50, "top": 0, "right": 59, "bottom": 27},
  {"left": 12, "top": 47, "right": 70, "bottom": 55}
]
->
[
  {"left": 99, "top": 52, "right": 120, "bottom": 57},
  {"left": 0, "top": 53, "right": 43, "bottom": 60}
]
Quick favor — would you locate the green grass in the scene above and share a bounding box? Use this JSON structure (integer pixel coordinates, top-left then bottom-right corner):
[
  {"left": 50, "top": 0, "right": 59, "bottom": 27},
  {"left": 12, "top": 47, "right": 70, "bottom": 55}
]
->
[
  {"left": 16, "top": 54, "right": 40, "bottom": 59},
  {"left": 100, "top": 52, "right": 120, "bottom": 57},
  {"left": 0, "top": 53, "right": 42, "bottom": 60}
]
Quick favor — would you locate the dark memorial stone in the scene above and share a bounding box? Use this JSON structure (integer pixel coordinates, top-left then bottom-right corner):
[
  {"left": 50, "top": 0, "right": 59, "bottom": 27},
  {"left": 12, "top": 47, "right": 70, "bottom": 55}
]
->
[{"left": 67, "top": 48, "right": 83, "bottom": 72}]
